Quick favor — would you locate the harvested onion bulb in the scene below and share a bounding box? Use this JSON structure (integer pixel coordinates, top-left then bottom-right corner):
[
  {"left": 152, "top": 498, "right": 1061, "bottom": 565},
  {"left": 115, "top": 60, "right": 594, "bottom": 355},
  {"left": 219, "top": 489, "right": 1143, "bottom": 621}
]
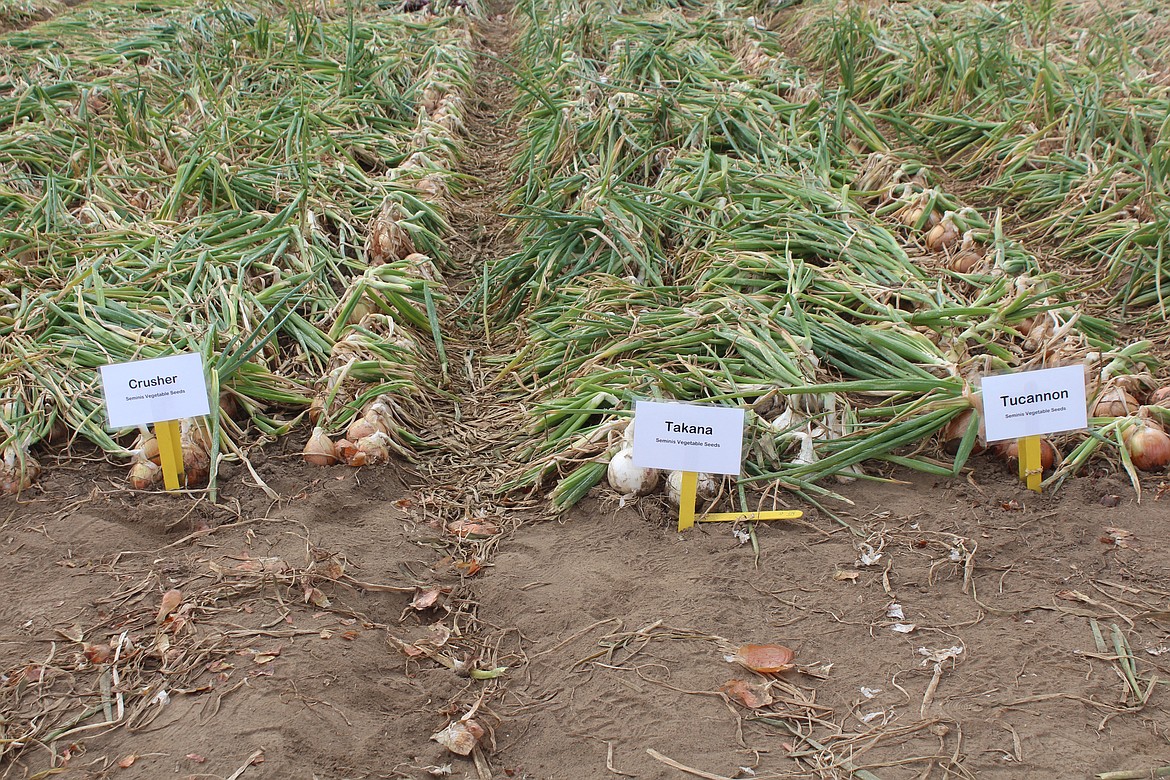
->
[
  {"left": 1093, "top": 386, "right": 1139, "bottom": 418},
  {"left": 666, "top": 470, "right": 717, "bottom": 506},
  {"left": 940, "top": 408, "right": 985, "bottom": 457},
  {"left": 345, "top": 432, "right": 392, "bottom": 467},
  {"left": 924, "top": 210, "right": 961, "bottom": 252},
  {"left": 346, "top": 416, "right": 379, "bottom": 442},
  {"left": 303, "top": 427, "right": 338, "bottom": 466},
  {"left": 1123, "top": 419, "right": 1170, "bottom": 472},
  {"left": 180, "top": 422, "right": 211, "bottom": 487},
  {"left": 606, "top": 447, "right": 659, "bottom": 496},
  {"left": 1, "top": 447, "right": 41, "bottom": 495},
  {"left": 990, "top": 438, "right": 1059, "bottom": 473},
  {"left": 1147, "top": 386, "right": 1170, "bottom": 407},
  {"left": 128, "top": 459, "right": 162, "bottom": 490}
]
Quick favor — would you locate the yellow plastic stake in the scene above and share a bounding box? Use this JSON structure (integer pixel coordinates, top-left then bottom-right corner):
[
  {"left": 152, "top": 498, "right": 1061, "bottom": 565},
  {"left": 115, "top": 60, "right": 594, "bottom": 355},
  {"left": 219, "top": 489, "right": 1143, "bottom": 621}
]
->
[
  {"left": 676, "top": 471, "right": 804, "bottom": 532},
  {"left": 1019, "top": 434, "right": 1042, "bottom": 493},
  {"left": 154, "top": 419, "right": 184, "bottom": 491},
  {"left": 677, "top": 471, "right": 698, "bottom": 532},
  {"left": 701, "top": 510, "right": 804, "bottom": 523}
]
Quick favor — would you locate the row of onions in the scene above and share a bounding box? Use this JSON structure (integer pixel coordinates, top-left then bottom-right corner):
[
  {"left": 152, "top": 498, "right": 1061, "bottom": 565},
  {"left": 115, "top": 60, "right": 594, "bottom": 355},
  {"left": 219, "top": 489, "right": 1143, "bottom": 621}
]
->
[
  {"left": 486, "top": 0, "right": 1167, "bottom": 513},
  {"left": 785, "top": 0, "right": 1170, "bottom": 317},
  {"left": 0, "top": 0, "right": 63, "bottom": 30},
  {"left": 1, "top": 0, "right": 473, "bottom": 495}
]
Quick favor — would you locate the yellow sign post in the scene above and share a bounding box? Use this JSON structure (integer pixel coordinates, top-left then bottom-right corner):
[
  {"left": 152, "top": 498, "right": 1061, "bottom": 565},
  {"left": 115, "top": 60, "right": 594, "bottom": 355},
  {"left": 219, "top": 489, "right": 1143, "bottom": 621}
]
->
[
  {"left": 676, "top": 471, "right": 803, "bottom": 532},
  {"left": 1018, "top": 434, "right": 1042, "bottom": 493},
  {"left": 154, "top": 419, "right": 185, "bottom": 491}
]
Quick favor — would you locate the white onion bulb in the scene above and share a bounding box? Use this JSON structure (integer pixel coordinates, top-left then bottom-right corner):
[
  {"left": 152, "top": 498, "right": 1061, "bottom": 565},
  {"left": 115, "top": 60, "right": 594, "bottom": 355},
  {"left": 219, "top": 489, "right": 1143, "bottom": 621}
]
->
[
  {"left": 665, "top": 470, "right": 717, "bottom": 506},
  {"left": 606, "top": 447, "right": 659, "bottom": 496}
]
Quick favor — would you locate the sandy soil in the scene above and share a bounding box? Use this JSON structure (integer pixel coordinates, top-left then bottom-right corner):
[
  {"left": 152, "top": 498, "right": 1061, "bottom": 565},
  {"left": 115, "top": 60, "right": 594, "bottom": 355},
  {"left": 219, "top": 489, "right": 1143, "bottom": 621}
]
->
[
  {"left": 3, "top": 444, "right": 1170, "bottom": 779},
  {"left": 4, "top": 6, "right": 1170, "bottom": 780}
]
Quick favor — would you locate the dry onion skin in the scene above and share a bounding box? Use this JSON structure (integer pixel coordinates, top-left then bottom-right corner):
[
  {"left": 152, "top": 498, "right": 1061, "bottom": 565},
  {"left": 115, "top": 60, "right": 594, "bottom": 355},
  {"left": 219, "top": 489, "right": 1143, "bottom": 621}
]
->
[
  {"left": 128, "top": 460, "right": 162, "bottom": 490},
  {"left": 727, "top": 643, "right": 796, "bottom": 674},
  {"left": 1147, "top": 386, "right": 1170, "bottom": 407}
]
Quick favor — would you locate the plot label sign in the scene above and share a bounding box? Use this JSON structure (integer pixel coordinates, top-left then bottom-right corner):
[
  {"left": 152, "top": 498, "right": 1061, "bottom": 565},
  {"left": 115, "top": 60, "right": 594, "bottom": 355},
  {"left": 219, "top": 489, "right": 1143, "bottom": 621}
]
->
[
  {"left": 981, "top": 364, "right": 1087, "bottom": 442},
  {"left": 100, "top": 353, "right": 211, "bottom": 429},
  {"left": 631, "top": 399, "right": 744, "bottom": 475}
]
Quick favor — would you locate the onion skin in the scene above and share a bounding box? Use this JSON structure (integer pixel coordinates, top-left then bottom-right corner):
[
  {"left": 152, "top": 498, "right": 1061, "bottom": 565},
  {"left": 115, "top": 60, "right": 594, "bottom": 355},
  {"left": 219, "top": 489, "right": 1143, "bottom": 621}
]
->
[
  {"left": 1, "top": 452, "right": 41, "bottom": 495},
  {"left": 924, "top": 212, "right": 960, "bottom": 252},
  {"left": 141, "top": 436, "right": 161, "bottom": 466},
  {"left": 182, "top": 449, "right": 211, "bottom": 487},
  {"left": 345, "top": 432, "right": 391, "bottom": 467},
  {"left": 308, "top": 395, "right": 327, "bottom": 425},
  {"left": 1123, "top": 420, "right": 1170, "bottom": 472},
  {"left": 335, "top": 439, "right": 358, "bottom": 463}
]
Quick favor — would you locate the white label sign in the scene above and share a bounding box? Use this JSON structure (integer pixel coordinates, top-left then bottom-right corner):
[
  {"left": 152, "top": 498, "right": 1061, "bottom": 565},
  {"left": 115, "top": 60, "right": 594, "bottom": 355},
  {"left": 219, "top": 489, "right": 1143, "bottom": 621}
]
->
[
  {"left": 631, "top": 400, "right": 745, "bottom": 475},
  {"left": 100, "top": 353, "right": 212, "bottom": 428},
  {"left": 981, "top": 365, "right": 1087, "bottom": 442}
]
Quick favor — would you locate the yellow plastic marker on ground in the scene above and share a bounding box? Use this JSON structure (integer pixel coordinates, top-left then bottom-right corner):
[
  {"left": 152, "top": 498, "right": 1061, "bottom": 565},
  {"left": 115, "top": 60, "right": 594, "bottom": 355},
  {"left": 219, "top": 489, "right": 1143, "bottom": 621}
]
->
[
  {"left": 676, "top": 471, "right": 803, "bottom": 532},
  {"left": 154, "top": 419, "right": 184, "bottom": 491},
  {"left": 1018, "top": 434, "right": 1042, "bottom": 493}
]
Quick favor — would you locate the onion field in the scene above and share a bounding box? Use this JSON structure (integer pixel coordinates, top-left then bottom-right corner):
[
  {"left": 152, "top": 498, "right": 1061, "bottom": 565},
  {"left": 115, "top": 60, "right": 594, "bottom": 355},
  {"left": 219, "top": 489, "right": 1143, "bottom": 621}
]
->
[
  {"left": 3, "top": 0, "right": 1170, "bottom": 775},
  {"left": 3, "top": 0, "right": 1170, "bottom": 505}
]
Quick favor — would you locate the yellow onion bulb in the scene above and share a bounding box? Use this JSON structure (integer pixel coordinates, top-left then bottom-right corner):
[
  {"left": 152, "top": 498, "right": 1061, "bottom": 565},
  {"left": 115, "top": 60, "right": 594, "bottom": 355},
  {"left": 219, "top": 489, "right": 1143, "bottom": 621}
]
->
[
  {"left": 1122, "top": 419, "right": 1170, "bottom": 472},
  {"left": 183, "top": 447, "right": 211, "bottom": 487},
  {"left": 335, "top": 438, "right": 358, "bottom": 464},
  {"left": 345, "top": 432, "right": 391, "bottom": 467},
  {"left": 1, "top": 449, "right": 41, "bottom": 495},
  {"left": 308, "top": 394, "right": 327, "bottom": 425},
  {"left": 991, "top": 438, "right": 1059, "bottom": 472},
  {"left": 140, "top": 435, "right": 161, "bottom": 465},
  {"left": 924, "top": 211, "right": 961, "bottom": 252},
  {"left": 1147, "top": 386, "right": 1170, "bottom": 407},
  {"left": 362, "top": 400, "right": 395, "bottom": 435},
  {"left": 346, "top": 417, "right": 379, "bottom": 442},
  {"left": 128, "top": 459, "right": 162, "bottom": 490},
  {"left": 947, "top": 247, "right": 983, "bottom": 274},
  {"left": 1093, "top": 386, "right": 1139, "bottom": 418},
  {"left": 941, "top": 408, "right": 985, "bottom": 457},
  {"left": 303, "top": 427, "right": 338, "bottom": 466}
]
